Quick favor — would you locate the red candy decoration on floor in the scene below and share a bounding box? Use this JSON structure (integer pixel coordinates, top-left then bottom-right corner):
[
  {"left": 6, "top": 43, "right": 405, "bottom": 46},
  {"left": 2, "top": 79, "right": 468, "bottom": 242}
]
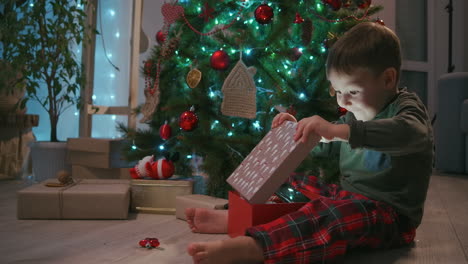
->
[{"left": 139, "top": 238, "right": 160, "bottom": 249}]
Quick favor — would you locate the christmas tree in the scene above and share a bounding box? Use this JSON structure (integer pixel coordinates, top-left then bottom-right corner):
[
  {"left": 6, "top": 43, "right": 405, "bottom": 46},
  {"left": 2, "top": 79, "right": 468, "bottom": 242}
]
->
[{"left": 119, "top": 0, "right": 382, "bottom": 198}]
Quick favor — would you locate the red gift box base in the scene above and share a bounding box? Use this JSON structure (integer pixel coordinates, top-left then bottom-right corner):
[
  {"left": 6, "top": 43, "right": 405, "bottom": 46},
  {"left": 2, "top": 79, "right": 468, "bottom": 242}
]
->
[{"left": 228, "top": 191, "right": 307, "bottom": 238}]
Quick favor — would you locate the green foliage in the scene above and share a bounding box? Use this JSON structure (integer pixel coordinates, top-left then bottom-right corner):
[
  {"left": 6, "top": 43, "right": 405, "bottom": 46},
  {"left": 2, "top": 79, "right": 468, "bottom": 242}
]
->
[
  {"left": 0, "top": 0, "right": 90, "bottom": 141},
  {"left": 120, "top": 1, "right": 382, "bottom": 198}
]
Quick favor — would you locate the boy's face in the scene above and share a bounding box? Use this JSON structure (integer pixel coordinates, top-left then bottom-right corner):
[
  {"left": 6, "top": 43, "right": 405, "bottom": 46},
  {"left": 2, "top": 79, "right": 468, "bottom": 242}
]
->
[{"left": 328, "top": 68, "right": 392, "bottom": 121}]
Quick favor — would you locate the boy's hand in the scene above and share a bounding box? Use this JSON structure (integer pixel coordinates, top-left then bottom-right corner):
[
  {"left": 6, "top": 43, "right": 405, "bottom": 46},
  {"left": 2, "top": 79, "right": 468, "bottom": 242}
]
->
[
  {"left": 271, "top": 113, "right": 297, "bottom": 129},
  {"left": 294, "top": 115, "right": 350, "bottom": 143}
]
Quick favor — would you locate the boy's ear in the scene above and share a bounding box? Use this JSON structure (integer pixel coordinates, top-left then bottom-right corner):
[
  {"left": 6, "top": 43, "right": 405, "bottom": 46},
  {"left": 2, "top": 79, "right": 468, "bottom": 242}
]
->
[{"left": 382, "top": 67, "right": 397, "bottom": 90}]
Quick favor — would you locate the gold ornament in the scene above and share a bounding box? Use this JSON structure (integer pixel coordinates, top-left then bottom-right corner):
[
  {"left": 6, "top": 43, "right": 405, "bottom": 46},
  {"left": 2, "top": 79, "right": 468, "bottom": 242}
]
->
[{"left": 186, "top": 68, "right": 202, "bottom": 88}]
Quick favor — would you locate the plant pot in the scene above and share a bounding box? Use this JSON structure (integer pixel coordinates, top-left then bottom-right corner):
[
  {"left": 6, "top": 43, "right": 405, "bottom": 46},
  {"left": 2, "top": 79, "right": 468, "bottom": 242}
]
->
[
  {"left": 30, "top": 141, "right": 71, "bottom": 182},
  {"left": 0, "top": 88, "right": 26, "bottom": 114}
]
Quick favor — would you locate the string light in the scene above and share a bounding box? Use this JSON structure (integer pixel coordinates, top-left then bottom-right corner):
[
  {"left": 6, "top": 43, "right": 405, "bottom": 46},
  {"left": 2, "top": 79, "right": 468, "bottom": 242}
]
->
[
  {"left": 187, "top": 155, "right": 193, "bottom": 159},
  {"left": 132, "top": 145, "right": 137, "bottom": 150},
  {"left": 316, "top": 3, "right": 323, "bottom": 12},
  {"left": 253, "top": 121, "right": 261, "bottom": 130},
  {"left": 159, "top": 145, "right": 165, "bottom": 150},
  {"left": 245, "top": 49, "right": 252, "bottom": 55},
  {"left": 109, "top": 10, "right": 115, "bottom": 16},
  {"left": 115, "top": 32, "right": 120, "bottom": 38},
  {"left": 92, "top": 95, "right": 96, "bottom": 100}
]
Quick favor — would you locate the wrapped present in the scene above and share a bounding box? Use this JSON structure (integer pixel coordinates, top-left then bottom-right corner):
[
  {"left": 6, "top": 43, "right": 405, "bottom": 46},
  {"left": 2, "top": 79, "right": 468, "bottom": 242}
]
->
[
  {"left": 175, "top": 194, "right": 228, "bottom": 220},
  {"left": 226, "top": 121, "right": 319, "bottom": 204},
  {"left": 131, "top": 179, "right": 193, "bottom": 215},
  {"left": 67, "top": 138, "right": 134, "bottom": 169},
  {"left": 228, "top": 191, "right": 306, "bottom": 238},
  {"left": 72, "top": 165, "right": 131, "bottom": 179},
  {"left": 17, "top": 179, "right": 130, "bottom": 219}
]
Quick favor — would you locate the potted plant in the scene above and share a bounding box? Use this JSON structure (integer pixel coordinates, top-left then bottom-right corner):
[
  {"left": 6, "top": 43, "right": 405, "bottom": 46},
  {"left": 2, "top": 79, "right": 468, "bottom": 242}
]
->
[
  {"left": 0, "top": 0, "right": 91, "bottom": 181},
  {"left": 0, "top": 0, "right": 28, "bottom": 114}
]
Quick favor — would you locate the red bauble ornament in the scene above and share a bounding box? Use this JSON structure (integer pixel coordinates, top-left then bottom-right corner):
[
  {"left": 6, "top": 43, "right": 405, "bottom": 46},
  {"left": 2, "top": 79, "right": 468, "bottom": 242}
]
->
[
  {"left": 289, "top": 47, "right": 303, "bottom": 61},
  {"left": 293, "top": 12, "right": 304, "bottom": 24},
  {"left": 338, "top": 106, "right": 348, "bottom": 116},
  {"left": 179, "top": 107, "right": 199, "bottom": 131},
  {"left": 375, "top": 18, "right": 385, "bottom": 26},
  {"left": 210, "top": 50, "right": 230, "bottom": 70},
  {"left": 156, "top": 30, "right": 165, "bottom": 45},
  {"left": 357, "top": 0, "right": 372, "bottom": 9},
  {"left": 159, "top": 121, "right": 172, "bottom": 140},
  {"left": 254, "top": 4, "right": 274, "bottom": 24},
  {"left": 139, "top": 238, "right": 160, "bottom": 249},
  {"left": 322, "top": 0, "right": 341, "bottom": 11},
  {"left": 147, "top": 158, "right": 175, "bottom": 179}
]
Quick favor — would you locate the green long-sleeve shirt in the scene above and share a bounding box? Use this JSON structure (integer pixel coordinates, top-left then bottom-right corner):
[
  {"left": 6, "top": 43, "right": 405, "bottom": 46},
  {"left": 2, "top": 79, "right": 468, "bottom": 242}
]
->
[{"left": 312, "top": 89, "right": 433, "bottom": 227}]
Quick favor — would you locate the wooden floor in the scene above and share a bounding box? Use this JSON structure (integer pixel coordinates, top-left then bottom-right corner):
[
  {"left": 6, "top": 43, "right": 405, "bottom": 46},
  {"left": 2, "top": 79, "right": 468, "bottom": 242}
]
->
[{"left": 1, "top": 172, "right": 468, "bottom": 264}]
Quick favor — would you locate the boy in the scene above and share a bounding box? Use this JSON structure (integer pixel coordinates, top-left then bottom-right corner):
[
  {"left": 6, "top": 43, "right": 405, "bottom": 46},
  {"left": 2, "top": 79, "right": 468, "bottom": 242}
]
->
[{"left": 186, "top": 22, "right": 433, "bottom": 264}]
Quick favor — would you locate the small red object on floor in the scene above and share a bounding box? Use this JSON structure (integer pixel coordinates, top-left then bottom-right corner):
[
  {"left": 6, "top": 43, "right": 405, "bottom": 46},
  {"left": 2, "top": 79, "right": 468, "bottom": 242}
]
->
[{"left": 139, "top": 238, "right": 160, "bottom": 249}]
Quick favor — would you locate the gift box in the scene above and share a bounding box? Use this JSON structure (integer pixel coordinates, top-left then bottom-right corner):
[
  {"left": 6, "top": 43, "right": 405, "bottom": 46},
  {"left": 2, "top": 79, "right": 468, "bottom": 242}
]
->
[
  {"left": 175, "top": 194, "right": 228, "bottom": 220},
  {"left": 67, "top": 138, "right": 133, "bottom": 169},
  {"left": 226, "top": 121, "right": 319, "bottom": 204},
  {"left": 228, "top": 191, "right": 306, "bottom": 238},
  {"left": 17, "top": 179, "right": 130, "bottom": 219},
  {"left": 72, "top": 165, "right": 131, "bottom": 179},
  {"left": 131, "top": 179, "right": 193, "bottom": 215}
]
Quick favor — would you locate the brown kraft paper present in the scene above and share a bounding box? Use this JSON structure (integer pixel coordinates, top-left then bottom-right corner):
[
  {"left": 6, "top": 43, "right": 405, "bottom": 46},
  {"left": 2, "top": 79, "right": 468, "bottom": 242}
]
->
[
  {"left": 72, "top": 165, "right": 131, "bottom": 179},
  {"left": 131, "top": 179, "right": 193, "bottom": 215},
  {"left": 17, "top": 179, "right": 130, "bottom": 219},
  {"left": 67, "top": 138, "right": 132, "bottom": 169}
]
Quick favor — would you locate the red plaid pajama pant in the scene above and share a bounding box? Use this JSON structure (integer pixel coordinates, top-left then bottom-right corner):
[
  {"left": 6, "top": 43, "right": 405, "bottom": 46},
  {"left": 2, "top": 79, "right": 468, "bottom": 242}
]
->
[{"left": 245, "top": 174, "right": 416, "bottom": 264}]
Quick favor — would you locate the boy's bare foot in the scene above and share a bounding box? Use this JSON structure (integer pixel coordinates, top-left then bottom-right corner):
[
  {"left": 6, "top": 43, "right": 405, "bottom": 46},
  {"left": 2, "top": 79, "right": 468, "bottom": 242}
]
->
[
  {"left": 187, "top": 236, "right": 264, "bottom": 264},
  {"left": 185, "top": 208, "right": 228, "bottom": 234}
]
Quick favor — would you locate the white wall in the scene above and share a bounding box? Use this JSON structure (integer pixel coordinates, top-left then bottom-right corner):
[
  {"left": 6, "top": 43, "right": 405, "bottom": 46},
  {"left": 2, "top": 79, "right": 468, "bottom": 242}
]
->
[
  {"left": 136, "top": 0, "right": 165, "bottom": 131},
  {"left": 434, "top": 0, "right": 466, "bottom": 76}
]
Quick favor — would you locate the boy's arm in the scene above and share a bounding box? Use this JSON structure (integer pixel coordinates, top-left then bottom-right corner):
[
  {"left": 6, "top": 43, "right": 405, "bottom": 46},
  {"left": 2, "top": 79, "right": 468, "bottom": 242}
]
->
[{"left": 348, "top": 100, "right": 432, "bottom": 156}]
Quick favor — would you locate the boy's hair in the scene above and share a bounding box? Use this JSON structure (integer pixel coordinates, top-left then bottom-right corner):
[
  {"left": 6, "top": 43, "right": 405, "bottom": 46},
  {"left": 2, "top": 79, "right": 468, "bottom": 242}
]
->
[{"left": 326, "top": 22, "right": 401, "bottom": 82}]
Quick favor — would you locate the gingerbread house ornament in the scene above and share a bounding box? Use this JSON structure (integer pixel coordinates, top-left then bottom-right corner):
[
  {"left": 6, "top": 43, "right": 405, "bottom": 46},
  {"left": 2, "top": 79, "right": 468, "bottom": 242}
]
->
[
  {"left": 221, "top": 59, "right": 257, "bottom": 119},
  {"left": 226, "top": 121, "right": 320, "bottom": 204}
]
